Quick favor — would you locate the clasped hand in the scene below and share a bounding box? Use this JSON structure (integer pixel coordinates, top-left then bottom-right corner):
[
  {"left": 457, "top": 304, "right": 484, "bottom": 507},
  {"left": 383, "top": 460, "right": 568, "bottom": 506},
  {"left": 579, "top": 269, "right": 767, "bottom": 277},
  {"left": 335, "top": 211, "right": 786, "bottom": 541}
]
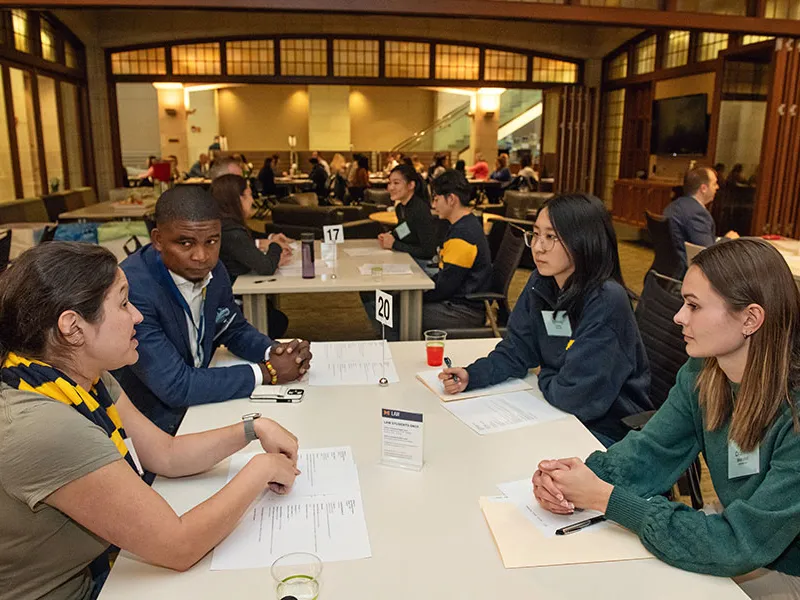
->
[
  {"left": 267, "top": 339, "right": 312, "bottom": 382},
  {"left": 532, "top": 457, "right": 614, "bottom": 515}
]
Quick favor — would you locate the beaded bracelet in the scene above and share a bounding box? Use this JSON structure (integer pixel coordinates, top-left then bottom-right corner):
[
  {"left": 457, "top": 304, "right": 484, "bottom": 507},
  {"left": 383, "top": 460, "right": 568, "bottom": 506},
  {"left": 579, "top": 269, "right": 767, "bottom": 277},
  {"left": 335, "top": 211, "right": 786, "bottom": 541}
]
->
[{"left": 265, "top": 360, "right": 278, "bottom": 385}]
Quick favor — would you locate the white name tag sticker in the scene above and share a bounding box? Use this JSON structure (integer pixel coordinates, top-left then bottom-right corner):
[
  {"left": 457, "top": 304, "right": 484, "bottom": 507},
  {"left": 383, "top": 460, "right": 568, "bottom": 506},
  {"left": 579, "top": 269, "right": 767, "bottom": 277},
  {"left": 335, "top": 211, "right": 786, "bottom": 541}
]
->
[
  {"left": 124, "top": 438, "right": 145, "bottom": 476},
  {"left": 323, "top": 224, "right": 344, "bottom": 244},
  {"left": 381, "top": 408, "right": 424, "bottom": 471},
  {"left": 541, "top": 310, "right": 572, "bottom": 337},
  {"left": 394, "top": 221, "right": 411, "bottom": 240},
  {"left": 728, "top": 441, "right": 760, "bottom": 479}
]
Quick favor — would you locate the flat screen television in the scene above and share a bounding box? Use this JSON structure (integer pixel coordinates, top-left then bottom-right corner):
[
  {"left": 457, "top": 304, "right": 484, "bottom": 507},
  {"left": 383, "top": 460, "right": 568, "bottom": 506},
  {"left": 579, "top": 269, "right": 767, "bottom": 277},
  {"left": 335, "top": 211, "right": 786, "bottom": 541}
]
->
[{"left": 651, "top": 94, "right": 709, "bottom": 156}]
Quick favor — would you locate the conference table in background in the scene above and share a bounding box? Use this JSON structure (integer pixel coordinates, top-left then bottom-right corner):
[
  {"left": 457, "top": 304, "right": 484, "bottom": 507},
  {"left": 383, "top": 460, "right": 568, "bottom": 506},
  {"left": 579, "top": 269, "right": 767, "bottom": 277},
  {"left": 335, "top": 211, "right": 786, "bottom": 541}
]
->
[
  {"left": 98, "top": 339, "right": 746, "bottom": 600},
  {"left": 58, "top": 199, "right": 156, "bottom": 222},
  {"left": 233, "top": 239, "right": 435, "bottom": 340},
  {"left": 764, "top": 236, "right": 800, "bottom": 283}
]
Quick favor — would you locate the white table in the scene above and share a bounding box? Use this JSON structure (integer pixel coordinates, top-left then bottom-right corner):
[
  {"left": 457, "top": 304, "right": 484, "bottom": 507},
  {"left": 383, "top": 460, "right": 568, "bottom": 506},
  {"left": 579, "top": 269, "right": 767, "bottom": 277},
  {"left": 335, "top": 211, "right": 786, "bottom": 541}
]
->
[
  {"left": 764, "top": 237, "right": 800, "bottom": 283},
  {"left": 99, "top": 339, "right": 745, "bottom": 600},
  {"left": 233, "top": 239, "right": 435, "bottom": 340}
]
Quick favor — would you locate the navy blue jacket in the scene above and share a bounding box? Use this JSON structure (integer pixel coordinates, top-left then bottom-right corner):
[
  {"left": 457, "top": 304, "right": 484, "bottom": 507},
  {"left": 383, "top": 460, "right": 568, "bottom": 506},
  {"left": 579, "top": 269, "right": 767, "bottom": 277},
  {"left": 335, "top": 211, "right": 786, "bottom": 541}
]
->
[
  {"left": 112, "top": 244, "right": 273, "bottom": 434},
  {"left": 465, "top": 271, "right": 652, "bottom": 441},
  {"left": 663, "top": 195, "right": 716, "bottom": 269}
]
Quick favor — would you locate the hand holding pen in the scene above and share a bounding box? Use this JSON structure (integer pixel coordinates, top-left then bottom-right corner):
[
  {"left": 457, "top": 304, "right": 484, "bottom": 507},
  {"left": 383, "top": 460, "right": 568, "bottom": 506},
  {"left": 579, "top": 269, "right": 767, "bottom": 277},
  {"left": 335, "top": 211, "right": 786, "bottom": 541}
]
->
[{"left": 438, "top": 356, "right": 469, "bottom": 394}]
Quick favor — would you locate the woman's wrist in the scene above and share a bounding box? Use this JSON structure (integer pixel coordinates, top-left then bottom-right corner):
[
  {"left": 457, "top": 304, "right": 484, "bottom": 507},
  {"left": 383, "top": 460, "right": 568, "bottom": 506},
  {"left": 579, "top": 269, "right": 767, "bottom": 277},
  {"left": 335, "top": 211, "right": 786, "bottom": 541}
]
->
[{"left": 592, "top": 481, "right": 614, "bottom": 513}]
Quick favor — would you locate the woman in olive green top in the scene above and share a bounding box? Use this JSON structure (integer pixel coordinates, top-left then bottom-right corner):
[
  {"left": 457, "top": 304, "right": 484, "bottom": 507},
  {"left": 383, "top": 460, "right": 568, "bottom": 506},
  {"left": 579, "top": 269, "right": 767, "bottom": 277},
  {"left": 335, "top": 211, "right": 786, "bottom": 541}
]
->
[
  {"left": 0, "top": 242, "right": 301, "bottom": 600},
  {"left": 534, "top": 239, "right": 800, "bottom": 599}
]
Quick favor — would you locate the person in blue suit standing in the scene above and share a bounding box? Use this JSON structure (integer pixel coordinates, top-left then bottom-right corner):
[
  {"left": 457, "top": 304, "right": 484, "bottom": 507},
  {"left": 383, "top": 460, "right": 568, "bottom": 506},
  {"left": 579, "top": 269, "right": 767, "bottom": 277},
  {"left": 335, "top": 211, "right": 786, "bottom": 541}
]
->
[{"left": 113, "top": 186, "right": 311, "bottom": 435}]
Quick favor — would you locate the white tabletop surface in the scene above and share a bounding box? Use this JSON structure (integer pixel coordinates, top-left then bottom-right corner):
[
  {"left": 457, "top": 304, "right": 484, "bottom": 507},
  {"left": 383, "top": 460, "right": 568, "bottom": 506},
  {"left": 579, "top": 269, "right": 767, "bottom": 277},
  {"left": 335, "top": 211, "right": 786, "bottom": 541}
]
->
[
  {"left": 233, "top": 239, "right": 435, "bottom": 295},
  {"left": 100, "top": 339, "right": 745, "bottom": 600}
]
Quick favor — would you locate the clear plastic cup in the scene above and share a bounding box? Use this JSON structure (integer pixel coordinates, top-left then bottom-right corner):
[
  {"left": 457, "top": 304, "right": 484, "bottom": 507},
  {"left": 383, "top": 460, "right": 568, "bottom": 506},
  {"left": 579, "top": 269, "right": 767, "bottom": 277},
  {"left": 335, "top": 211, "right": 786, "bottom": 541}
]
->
[
  {"left": 272, "top": 552, "right": 322, "bottom": 600},
  {"left": 424, "top": 329, "right": 447, "bottom": 367},
  {"left": 371, "top": 265, "right": 383, "bottom": 282}
]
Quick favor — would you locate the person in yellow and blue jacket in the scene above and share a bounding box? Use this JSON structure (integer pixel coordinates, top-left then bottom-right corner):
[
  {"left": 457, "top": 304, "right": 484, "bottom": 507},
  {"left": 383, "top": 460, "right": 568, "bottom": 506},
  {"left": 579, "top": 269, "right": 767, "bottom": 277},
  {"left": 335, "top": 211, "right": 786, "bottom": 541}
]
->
[
  {"left": 440, "top": 193, "right": 652, "bottom": 446},
  {"left": 422, "top": 170, "right": 493, "bottom": 331}
]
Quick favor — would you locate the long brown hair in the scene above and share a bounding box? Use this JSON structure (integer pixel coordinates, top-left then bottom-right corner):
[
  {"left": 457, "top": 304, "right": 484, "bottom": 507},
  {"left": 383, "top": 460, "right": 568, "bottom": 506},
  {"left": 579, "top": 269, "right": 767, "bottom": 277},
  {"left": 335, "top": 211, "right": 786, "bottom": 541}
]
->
[
  {"left": 693, "top": 239, "right": 800, "bottom": 451},
  {"left": 210, "top": 173, "right": 248, "bottom": 226}
]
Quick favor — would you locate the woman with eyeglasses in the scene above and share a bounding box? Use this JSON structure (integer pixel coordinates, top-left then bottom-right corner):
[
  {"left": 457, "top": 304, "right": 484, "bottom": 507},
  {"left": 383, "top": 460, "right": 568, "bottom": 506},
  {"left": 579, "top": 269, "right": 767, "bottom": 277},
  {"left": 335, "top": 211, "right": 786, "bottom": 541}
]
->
[{"left": 440, "top": 193, "right": 652, "bottom": 445}]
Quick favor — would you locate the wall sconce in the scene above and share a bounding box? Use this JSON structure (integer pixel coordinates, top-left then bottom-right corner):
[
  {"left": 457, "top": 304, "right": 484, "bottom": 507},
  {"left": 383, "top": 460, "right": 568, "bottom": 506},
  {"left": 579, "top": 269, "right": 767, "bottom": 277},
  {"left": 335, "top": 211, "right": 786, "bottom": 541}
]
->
[
  {"left": 477, "top": 88, "right": 505, "bottom": 116},
  {"left": 164, "top": 108, "right": 178, "bottom": 117},
  {"left": 288, "top": 135, "right": 297, "bottom": 148}
]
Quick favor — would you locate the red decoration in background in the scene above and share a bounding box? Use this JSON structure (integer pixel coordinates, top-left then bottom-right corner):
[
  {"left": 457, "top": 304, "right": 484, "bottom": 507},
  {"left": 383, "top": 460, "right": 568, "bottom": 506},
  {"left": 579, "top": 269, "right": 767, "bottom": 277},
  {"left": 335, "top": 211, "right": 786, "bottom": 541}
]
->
[{"left": 152, "top": 161, "right": 171, "bottom": 182}]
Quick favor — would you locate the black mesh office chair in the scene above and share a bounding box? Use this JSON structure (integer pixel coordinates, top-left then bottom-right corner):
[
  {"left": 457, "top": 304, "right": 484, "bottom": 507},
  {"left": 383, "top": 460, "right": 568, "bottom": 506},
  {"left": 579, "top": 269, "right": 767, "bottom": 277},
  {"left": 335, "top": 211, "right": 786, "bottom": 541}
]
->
[
  {"left": 444, "top": 225, "right": 525, "bottom": 339},
  {"left": 0, "top": 229, "right": 11, "bottom": 272},
  {"left": 624, "top": 269, "right": 703, "bottom": 508},
  {"left": 645, "top": 211, "right": 685, "bottom": 280}
]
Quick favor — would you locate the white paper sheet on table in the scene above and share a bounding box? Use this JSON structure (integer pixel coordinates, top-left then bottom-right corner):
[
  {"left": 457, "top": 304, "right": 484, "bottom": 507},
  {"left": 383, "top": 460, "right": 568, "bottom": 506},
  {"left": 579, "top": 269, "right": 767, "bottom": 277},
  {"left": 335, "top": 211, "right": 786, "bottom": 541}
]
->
[
  {"left": 358, "top": 263, "right": 413, "bottom": 276},
  {"left": 308, "top": 341, "right": 399, "bottom": 386},
  {"left": 497, "top": 478, "right": 608, "bottom": 538},
  {"left": 278, "top": 259, "right": 330, "bottom": 277},
  {"left": 441, "top": 390, "right": 568, "bottom": 435},
  {"left": 211, "top": 446, "right": 372, "bottom": 570},
  {"left": 415, "top": 368, "right": 533, "bottom": 402},
  {"left": 343, "top": 247, "right": 393, "bottom": 257}
]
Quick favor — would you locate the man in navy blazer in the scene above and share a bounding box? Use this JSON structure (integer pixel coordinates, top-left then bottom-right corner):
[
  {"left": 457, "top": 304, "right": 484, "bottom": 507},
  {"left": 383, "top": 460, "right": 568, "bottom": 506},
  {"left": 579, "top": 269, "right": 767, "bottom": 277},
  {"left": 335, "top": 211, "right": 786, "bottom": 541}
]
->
[
  {"left": 113, "top": 186, "right": 311, "bottom": 434},
  {"left": 663, "top": 166, "right": 739, "bottom": 273}
]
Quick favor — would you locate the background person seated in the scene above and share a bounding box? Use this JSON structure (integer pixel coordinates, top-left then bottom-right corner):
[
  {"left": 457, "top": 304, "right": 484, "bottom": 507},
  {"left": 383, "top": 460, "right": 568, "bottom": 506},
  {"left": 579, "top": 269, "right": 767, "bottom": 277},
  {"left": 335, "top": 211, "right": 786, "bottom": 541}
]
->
[
  {"left": 490, "top": 154, "right": 511, "bottom": 182},
  {"left": 112, "top": 186, "right": 311, "bottom": 435},
  {"left": 422, "top": 169, "right": 492, "bottom": 330},
  {"left": 187, "top": 153, "right": 210, "bottom": 179},
  {"left": 210, "top": 174, "right": 291, "bottom": 337},
  {"left": 663, "top": 166, "right": 738, "bottom": 273}
]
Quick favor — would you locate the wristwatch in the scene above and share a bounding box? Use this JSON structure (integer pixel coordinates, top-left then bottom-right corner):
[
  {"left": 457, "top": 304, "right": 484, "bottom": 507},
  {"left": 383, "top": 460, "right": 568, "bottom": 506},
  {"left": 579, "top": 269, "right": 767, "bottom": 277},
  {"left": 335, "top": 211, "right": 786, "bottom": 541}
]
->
[{"left": 242, "top": 412, "right": 262, "bottom": 443}]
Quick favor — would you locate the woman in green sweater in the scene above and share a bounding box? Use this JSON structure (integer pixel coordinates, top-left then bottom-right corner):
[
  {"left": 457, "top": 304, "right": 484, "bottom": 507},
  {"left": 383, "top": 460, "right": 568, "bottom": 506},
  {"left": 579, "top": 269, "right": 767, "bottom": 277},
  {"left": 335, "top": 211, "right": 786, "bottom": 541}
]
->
[{"left": 534, "top": 238, "right": 800, "bottom": 598}]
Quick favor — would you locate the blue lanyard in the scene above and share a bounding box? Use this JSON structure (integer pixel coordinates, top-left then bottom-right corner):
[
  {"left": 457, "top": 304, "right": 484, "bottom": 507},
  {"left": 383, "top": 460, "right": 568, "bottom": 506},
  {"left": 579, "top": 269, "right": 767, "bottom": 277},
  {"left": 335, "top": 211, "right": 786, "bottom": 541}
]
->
[{"left": 156, "top": 256, "right": 208, "bottom": 366}]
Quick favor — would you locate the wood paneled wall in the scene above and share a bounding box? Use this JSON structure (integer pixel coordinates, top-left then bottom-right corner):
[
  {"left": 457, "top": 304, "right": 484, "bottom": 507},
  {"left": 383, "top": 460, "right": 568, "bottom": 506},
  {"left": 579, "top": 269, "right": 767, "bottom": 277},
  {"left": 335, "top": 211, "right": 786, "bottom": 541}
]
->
[{"left": 752, "top": 38, "right": 800, "bottom": 236}]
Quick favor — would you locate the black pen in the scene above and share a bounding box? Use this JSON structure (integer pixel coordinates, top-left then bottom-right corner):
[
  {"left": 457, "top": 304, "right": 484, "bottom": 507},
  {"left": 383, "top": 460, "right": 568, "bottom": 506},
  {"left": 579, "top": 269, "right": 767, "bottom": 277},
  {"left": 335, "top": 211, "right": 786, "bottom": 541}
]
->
[
  {"left": 443, "top": 356, "right": 459, "bottom": 383},
  {"left": 254, "top": 278, "right": 277, "bottom": 284},
  {"left": 555, "top": 515, "right": 606, "bottom": 536}
]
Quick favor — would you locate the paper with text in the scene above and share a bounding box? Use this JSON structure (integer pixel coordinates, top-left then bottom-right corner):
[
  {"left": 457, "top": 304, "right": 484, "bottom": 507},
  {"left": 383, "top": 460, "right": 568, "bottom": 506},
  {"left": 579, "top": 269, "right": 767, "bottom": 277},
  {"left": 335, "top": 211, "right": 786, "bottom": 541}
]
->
[
  {"left": 441, "top": 390, "right": 567, "bottom": 435},
  {"left": 415, "top": 369, "right": 533, "bottom": 402},
  {"left": 309, "top": 341, "right": 399, "bottom": 386},
  {"left": 343, "top": 247, "right": 392, "bottom": 257},
  {"left": 497, "top": 478, "right": 607, "bottom": 538},
  {"left": 358, "top": 263, "right": 413, "bottom": 276},
  {"left": 211, "top": 446, "right": 372, "bottom": 569}
]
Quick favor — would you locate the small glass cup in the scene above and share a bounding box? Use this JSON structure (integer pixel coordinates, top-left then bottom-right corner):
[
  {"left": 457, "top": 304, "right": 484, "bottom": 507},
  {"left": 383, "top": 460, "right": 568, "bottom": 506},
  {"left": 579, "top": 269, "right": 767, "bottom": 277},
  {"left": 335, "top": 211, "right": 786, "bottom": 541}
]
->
[
  {"left": 424, "top": 329, "right": 447, "bottom": 367},
  {"left": 271, "top": 552, "right": 322, "bottom": 600},
  {"left": 371, "top": 265, "right": 383, "bottom": 282}
]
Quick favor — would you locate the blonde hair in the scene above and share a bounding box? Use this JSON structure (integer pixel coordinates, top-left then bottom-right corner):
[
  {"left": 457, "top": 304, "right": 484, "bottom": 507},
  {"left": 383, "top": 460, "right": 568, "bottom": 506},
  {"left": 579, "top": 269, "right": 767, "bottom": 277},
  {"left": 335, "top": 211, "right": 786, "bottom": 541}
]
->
[
  {"left": 693, "top": 239, "right": 800, "bottom": 451},
  {"left": 329, "top": 153, "right": 346, "bottom": 175}
]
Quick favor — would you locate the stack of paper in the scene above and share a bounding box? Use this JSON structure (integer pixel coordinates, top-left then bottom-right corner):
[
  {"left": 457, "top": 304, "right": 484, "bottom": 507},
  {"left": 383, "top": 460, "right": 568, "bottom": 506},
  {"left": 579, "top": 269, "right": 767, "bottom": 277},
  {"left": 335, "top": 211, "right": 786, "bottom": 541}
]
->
[
  {"left": 480, "top": 493, "right": 651, "bottom": 569},
  {"left": 343, "top": 247, "right": 392, "bottom": 257},
  {"left": 416, "top": 369, "right": 532, "bottom": 402},
  {"left": 211, "top": 447, "right": 372, "bottom": 570},
  {"left": 497, "top": 479, "right": 607, "bottom": 538},
  {"left": 358, "top": 263, "right": 413, "bottom": 276},
  {"left": 309, "top": 341, "right": 399, "bottom": 386},
  {"left": 278, "top": 259, "right": 329, "bottom": 277},
  {"left": 441, "top": 391, "right": 568, "bottom": 435}
]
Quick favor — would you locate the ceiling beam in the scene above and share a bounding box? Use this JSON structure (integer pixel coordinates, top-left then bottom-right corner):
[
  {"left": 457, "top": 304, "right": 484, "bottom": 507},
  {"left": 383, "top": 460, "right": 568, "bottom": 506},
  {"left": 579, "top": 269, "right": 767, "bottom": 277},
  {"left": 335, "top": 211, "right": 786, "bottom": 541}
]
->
[{"left": 21, "top": 0, "right": 800, "bottom": 36}]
